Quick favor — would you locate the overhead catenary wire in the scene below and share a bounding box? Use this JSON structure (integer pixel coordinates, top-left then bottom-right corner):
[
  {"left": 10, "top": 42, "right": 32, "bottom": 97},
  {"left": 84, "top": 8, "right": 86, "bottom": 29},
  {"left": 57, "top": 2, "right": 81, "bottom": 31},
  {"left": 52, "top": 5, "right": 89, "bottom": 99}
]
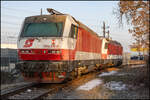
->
[
  {"left": 1, "top": 8, "right": 132, "bottom": 46},
  {"left": 1, "top": 21, "right": 22, "bottom": 26},
  {"left": 2, "top": 7, "right": 39, "bottom": 14},
  {"left": 2, "top": 14, "right": 25, "bottom": 19}
]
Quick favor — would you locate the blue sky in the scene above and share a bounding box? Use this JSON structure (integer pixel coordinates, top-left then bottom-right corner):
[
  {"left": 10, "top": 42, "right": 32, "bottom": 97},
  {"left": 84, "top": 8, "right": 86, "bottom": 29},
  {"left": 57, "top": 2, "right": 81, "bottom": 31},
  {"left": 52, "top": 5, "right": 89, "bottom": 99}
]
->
[{"left": 1, "top": 1, "right": 135, "bottom": 53}]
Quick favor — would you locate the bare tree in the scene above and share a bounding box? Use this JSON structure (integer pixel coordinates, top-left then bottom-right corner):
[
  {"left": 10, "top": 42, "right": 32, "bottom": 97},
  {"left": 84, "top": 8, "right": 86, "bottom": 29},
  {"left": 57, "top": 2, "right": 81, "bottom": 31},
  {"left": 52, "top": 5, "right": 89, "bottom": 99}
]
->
[
  {"left": 114, "top": 0, "right": 149, "bottom": 86},
  {"left": 114, "top": 0, "right": 149, "bottom": 54}
]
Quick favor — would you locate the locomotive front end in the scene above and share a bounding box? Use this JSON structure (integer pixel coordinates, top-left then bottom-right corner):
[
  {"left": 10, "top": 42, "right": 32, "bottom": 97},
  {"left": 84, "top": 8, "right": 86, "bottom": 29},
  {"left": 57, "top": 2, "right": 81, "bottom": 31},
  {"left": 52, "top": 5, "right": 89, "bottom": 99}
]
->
[{"left": 16, "top": 14, "right": 75, "bottom": 83}]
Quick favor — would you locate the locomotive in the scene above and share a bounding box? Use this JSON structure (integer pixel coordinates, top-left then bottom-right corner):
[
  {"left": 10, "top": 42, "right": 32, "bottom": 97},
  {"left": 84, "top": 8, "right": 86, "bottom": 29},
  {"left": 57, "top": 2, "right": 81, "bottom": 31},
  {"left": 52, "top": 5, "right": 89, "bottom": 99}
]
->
[{"left": 16, "top": 8, "right": 123, "bottom": 83}]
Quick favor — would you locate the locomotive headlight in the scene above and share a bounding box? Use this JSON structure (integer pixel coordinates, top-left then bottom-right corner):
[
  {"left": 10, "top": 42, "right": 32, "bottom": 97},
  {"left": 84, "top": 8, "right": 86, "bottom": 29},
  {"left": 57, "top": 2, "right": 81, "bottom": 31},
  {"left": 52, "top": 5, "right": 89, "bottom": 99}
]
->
[
  {"left": 20, "top": 50, "right": 31, "bottom": 53},
  {"left": 52, "top": 50, "right": 56, "bottom": 54},
  {"left": 56, "top": 50, "right": 61, "bottom": 54},
  {"left": 25, "top": 50, "right": 29, "bottom": 53},
  {"left": 48, "top": 50, "right": 61, "bottom": 54},
  {"left": 57, "top": 51, "right": 59, "bottom": 54},
  {"left": 21, "top": 50, "right": 25, "bottom": 53}
]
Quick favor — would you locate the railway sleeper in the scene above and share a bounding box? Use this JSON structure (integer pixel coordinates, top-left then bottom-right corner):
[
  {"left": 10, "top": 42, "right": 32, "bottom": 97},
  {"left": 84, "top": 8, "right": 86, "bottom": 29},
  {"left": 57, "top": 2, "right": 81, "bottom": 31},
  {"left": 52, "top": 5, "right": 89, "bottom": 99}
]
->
[{"left": 8, "top": 89, "right": 50, "bottom": 100}]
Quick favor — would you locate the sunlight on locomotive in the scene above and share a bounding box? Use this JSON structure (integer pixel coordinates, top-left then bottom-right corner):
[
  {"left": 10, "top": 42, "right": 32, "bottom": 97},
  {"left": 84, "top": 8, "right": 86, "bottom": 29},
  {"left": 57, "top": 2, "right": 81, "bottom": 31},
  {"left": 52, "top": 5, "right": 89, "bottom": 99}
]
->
[{"left": 16, "top": 8, "right": 123, "bottom": 83}]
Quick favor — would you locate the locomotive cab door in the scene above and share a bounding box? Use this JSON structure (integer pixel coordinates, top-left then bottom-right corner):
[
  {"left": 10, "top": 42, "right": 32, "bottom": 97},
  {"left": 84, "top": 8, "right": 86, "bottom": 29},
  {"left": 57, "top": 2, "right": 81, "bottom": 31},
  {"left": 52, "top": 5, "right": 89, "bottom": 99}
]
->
[
  {"left": 67, "top": 24, "right": 78, "bottom": 61},
  {"left": 69, "top": 24, "right": 78, "bottom": 39}
]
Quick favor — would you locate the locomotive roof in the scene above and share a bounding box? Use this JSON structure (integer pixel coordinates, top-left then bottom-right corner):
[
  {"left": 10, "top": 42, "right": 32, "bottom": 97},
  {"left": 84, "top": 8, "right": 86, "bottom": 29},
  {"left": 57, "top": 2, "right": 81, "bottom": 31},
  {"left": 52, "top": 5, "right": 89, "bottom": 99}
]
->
[
  {"left": 109, "top": 40, "right": 122, "bottom": 46},
  {"left": 25, "top": 14, "right": 101, "bottom": 38},
  {"left": 24, "top": 14, "right": 67, "bottom": 23},
  {"left": 71, "top": 16, "right": 101, "bottom": 38}
]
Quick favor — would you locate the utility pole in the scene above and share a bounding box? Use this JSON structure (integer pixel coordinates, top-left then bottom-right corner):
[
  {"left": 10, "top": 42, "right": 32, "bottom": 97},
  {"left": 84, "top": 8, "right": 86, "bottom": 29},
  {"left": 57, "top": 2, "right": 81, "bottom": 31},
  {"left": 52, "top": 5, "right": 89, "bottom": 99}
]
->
[
  {"left": 103, "top": 21, "right": 105, "bottom": 37},
  {"left": 107, "top": 30, "right": 110, "bottom": 39},
  {"left": 102, "top": 21, "right": 109, "bottom": 38},
  {"left": 41, "top": 8, "right": 43, "bottom": 15}
]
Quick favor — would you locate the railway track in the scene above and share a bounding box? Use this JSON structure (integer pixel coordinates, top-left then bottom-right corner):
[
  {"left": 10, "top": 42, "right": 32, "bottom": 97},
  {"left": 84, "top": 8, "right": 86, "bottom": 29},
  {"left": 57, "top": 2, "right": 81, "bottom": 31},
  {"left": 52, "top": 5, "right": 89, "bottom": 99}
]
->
[
  {"left": 1, "top": 64, "right": 132, "bottom": 100},
  {"left": 1, "top": 82, "right": 38, "bottom": 99},
  {"left": 1, "top": 80, "right": 73, "bottom": 100},
  {"left": 1, "top": 72, "right": 98, "bottom": 100},
  {"left": 8, "top": 88, "right": 52, "bottom": 99},
  {"left": 2, "top": 83, "right": 72, "bottom": 100}
]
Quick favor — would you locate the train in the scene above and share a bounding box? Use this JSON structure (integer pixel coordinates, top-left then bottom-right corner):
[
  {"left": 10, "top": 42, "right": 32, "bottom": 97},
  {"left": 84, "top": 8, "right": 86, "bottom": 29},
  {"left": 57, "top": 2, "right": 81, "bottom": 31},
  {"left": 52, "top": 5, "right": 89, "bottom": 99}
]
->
[{"left": 16, "top": 8, "right": 123, "bottom": 83}]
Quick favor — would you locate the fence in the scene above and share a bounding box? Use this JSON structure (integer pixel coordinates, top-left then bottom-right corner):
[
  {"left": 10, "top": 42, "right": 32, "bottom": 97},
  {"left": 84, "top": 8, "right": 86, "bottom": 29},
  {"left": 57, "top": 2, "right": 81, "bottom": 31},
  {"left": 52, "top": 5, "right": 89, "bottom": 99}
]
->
[{"left": 1, "top": 48, "right": 25, "bottom": 90}]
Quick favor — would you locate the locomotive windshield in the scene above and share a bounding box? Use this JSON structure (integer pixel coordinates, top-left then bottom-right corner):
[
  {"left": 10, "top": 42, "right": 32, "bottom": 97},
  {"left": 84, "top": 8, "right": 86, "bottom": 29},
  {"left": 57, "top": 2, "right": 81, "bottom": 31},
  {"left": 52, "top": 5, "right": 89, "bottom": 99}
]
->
[{"left": 21, "top": 22, "right": 63, "bottom": 37}]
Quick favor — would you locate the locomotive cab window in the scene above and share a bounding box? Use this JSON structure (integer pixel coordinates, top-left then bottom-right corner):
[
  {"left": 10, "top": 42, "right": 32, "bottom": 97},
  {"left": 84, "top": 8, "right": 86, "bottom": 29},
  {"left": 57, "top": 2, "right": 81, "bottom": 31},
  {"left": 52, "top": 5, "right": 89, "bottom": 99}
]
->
[
  {"left": 69, "top": 24, "right": 78, "bottom": 39},
  {"left": 21, "top": 22, "right": 63, "bottom": 37}
]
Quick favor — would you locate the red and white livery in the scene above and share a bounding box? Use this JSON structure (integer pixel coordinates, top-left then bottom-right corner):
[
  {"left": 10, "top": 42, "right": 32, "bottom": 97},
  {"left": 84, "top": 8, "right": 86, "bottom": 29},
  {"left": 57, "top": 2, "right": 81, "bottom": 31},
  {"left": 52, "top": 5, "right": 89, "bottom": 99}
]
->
[{"left": 16, "top": 9, "right": 123, "bottom": 83}]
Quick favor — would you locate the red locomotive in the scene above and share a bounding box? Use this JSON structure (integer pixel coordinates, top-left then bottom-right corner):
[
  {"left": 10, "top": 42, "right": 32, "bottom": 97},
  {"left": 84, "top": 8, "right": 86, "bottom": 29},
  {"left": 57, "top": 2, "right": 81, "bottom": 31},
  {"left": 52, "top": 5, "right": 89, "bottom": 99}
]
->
[{"left": 16, "top": 8, "right": 123, "bottom": 83}]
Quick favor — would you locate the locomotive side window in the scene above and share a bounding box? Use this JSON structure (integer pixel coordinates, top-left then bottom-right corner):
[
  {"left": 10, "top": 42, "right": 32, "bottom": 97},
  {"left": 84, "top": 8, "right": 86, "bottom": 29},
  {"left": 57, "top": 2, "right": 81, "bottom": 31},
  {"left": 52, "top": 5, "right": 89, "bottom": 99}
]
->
[
  {"left": 69, "top": 24, "right": 78, "bottom": 39},
  {"left": 21, "top": 22, "right": 63, "bottom": 37},
  {"left": 105, "top": 43, "right": 108, "bottom": 49}
]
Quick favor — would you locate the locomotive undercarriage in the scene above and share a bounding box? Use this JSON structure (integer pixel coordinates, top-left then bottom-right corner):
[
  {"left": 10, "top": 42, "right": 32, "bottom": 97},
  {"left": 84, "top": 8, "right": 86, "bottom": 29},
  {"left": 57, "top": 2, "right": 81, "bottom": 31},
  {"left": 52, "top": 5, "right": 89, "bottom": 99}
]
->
[{"left": 15, "top": 59, "right": 122, "bottom": 83}]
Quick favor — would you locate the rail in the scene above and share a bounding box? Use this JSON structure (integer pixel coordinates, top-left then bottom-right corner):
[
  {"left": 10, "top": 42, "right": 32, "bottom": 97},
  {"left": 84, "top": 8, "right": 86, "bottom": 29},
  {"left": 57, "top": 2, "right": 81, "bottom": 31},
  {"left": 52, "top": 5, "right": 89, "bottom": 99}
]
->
[
  {"left": 8, "top": 88, "right": 53, "bottom": 99},
  {"left": 1, "top": 82, "right": 38, "bottom": 99}
]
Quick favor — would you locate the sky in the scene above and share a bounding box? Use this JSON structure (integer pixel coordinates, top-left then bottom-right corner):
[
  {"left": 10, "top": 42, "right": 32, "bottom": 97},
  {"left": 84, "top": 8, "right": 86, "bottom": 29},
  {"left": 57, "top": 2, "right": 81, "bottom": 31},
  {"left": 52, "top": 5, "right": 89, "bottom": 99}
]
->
[{"left": 1, "top": 1, "right": 135, "bottom": 53}]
